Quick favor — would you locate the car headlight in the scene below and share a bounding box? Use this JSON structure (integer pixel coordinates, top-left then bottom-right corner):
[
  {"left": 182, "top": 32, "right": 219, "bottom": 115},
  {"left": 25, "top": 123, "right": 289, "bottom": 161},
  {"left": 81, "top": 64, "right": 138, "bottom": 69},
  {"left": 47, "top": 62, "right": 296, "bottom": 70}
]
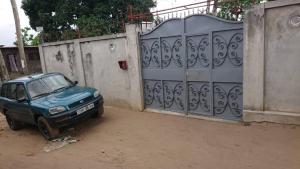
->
[
  {"left": 49, "top": 106, "right": 66, "bottom": 114},
  {"left": 93, "top": 90, "right": 100, "bottom": 98}
]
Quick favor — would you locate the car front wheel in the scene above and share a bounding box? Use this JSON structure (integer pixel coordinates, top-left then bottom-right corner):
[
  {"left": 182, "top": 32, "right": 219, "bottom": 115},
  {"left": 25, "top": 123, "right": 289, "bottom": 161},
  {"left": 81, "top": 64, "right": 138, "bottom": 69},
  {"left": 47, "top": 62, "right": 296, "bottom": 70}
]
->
[
  {"left": 91, "top": 106, "right": 104, "bottom": 118},
  {"left": 37, "top": 117, "right": 60, "bottom": 140}
]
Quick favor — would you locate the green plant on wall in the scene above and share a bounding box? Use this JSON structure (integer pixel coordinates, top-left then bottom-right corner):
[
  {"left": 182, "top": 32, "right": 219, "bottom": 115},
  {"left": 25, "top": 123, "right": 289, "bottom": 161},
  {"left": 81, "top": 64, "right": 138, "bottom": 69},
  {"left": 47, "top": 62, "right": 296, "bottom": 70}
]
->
[
  {"left": 14, "top": 27, "right": 40, "bottom": 46},
  {"left": 216, "top": 0, "right": 265, "bottom": 21}
]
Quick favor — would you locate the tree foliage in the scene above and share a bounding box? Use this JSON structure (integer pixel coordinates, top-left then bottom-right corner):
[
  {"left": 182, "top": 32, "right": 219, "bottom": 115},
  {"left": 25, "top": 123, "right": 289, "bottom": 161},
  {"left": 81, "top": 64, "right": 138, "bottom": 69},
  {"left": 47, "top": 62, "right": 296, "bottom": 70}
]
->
[
  {"left": 22, "top": 0, "right": 155, "bottom": 42},
  {"left": 216, "top": 0, "right": 264, "bottom": 21},
  {"left": 14, "top": 27, "right": 40, "bottom": 46}
]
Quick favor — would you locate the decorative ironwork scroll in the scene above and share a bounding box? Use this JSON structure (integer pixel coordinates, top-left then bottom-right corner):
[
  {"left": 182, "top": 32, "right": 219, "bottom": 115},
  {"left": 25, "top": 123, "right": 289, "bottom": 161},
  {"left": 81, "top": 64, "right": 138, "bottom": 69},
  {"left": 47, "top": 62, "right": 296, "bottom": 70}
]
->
[
  {"left": 187, "top": 36, "right": 209, "bottom": 68},
  {"left": 198, "top": 38, "right": 210, "bottom": 67},
  {"left": 161, "top": 39, "right": 183, "bottom": 68},
  {"left": 213, "top": 35, "right": 228, "bottom": 67},
  {"left": 228, "top": 85, "right": 243, "bottom": 117},
  {"left": 144, "top": 80, "right": 163, "bottom": 108},
  {"left": 213, "top": 84, "right": 242, "bottom": 117},
  {"left": 163, "top": 81, "right": 185, "bottom": 110},
  {"left": 188, "top": 82, "right": 210, "bottom": 112},
  {"left": 141, "top": 41, "right": 160, "bottom": 68},
  {"left": 213, "top": 33, "right": 243, "bottom": 67},
  {"left": 228, "top": 33, "right": 243, "bottom": 66}
]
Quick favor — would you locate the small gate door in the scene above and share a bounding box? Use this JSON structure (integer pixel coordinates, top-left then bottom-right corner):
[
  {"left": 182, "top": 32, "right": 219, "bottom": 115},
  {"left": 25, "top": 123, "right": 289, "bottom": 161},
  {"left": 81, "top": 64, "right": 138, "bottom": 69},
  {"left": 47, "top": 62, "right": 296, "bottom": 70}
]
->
[{"left": 140, "top": 15, "right": 243, "bottom": 120}]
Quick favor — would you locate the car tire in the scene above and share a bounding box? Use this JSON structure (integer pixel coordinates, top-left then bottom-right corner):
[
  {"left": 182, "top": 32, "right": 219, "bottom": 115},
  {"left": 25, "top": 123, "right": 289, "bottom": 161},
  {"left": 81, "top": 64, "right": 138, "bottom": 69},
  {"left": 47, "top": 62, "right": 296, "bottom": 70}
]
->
[
  {"left": 5, "top": 114, "right": 23, "bottom": 130},
  {"left": 37, "top": 117, "right": 60, "bottom": 140},
  {"left": 91, "top": 107, "right": 104, "bottom": 118}
]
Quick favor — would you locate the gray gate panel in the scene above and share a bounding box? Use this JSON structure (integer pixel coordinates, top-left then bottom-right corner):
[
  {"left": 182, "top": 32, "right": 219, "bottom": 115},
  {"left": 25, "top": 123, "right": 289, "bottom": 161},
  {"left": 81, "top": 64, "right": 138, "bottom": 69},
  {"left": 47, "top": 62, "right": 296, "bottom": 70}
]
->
[
  {"left": 211, "top": 29, "right": 243, "bottom": 119},
  {"left": 187, "top": 70, "right": 210, "bottom": 81},
  {"left": 188, "top": 81, "right": 212, "bottom": 116},
  {"left": 144, "top": 80, "right": 164, "bottom": 109},
  {"left": 140, "top": 38, "right": 161, "bottom": 69},
  {"left": 140, "top": 14, "right": 243, "bottom": 120},
  {"left": 212, "top": 30, "right": 243, "bottom": 69},
  {"left": 141, "top": 19, "right": 182, "bottom": 39},
  {"left": 163, "top": 80, "right": 185, "bottom": 112},
  {"left": 186, "top": 34, "right": 210, "bottom": 68},
  {"left": 143, "top": 80, "right": 185, "bottom": 112},
  {"left": 184, "top": 15, "right": 242, "bottom": 34},
  {"left": 143, "top": 69, "right": 185, "bottom": 81},
  {"left": 212, "top": 69, "right": 242, "bottom": 82},
  {"left": 213, "top": 83, "right": 243, "bottom": 120},
  {"left": 161, "top": 36, "right": 184, "bottom": 69}
]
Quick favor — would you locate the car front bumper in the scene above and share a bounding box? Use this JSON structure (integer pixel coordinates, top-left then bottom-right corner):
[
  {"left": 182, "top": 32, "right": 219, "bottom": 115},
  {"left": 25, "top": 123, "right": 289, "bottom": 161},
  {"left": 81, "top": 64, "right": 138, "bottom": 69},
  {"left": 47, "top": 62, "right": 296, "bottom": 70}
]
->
[{"left": 46, "top": 97, "right": 104, "bottom": 128}]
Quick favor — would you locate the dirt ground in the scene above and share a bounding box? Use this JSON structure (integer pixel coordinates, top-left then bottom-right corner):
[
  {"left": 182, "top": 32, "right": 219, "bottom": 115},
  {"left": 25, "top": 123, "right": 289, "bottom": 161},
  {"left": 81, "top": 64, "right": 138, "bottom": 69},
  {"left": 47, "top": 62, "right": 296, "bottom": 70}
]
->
[{"left": 0, "top": 106, "right": 299, "bottom": 169}]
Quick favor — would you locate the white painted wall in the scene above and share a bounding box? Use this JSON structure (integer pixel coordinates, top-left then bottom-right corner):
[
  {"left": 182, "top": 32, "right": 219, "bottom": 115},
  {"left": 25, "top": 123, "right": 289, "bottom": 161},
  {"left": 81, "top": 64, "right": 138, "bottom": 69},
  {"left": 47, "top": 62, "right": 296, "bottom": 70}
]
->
[{"left": 39, "top": 25, "right": 143, "bottom": 111}]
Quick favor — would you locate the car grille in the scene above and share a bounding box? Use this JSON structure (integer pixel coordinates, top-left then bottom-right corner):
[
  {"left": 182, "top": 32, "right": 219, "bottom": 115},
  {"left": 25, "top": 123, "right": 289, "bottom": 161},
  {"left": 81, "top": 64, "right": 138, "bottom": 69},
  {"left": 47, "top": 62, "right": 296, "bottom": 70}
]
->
[{"left": 68, "top": 96, "right": 94, "bottom": 109}]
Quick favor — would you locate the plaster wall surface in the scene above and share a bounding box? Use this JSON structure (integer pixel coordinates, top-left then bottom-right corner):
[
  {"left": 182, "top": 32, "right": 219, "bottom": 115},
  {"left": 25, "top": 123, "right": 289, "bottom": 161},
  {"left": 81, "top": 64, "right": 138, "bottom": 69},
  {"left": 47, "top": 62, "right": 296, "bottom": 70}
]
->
[{"left": 39, "top": 25, "right": 143, "bottom": 110}]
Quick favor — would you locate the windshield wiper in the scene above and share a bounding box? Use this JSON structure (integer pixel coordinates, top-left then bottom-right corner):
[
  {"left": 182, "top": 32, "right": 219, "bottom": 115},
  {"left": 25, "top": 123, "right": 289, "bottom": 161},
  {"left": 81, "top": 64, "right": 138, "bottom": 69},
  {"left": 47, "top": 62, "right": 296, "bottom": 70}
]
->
[
  {"left": 52, "top": 85, "right": 73, "bottom": 93},
  {"left": 52, "top": 87, "right": 66, "bottom": 93},
  {"left": 33, "top": 92, "right": 51, "bottom": 99}
]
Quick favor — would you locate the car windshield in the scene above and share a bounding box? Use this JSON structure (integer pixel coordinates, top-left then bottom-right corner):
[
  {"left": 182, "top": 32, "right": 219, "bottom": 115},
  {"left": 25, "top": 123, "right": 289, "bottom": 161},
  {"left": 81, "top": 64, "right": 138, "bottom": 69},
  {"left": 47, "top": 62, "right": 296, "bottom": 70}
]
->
[{"left": 27, "top": 74, "right": 73, "bottom": 99}]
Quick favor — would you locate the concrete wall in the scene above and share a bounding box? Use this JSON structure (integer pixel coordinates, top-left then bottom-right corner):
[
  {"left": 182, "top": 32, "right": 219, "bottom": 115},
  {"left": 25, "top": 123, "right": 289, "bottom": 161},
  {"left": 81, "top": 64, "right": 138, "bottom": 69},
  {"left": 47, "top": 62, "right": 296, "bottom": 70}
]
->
[
  {"left": 243, "top": 0, "right": 300, "bottom": 124},
  {"left": 39, "top": 24, "right": 143, "bottom": 111}
]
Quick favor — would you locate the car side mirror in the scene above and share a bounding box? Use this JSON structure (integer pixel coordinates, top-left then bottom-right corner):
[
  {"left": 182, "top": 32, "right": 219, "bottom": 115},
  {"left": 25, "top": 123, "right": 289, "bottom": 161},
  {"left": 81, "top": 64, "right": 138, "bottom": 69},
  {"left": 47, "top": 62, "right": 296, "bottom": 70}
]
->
[{"left": 74, "top": 81, "right": 78, "bottom": 85}]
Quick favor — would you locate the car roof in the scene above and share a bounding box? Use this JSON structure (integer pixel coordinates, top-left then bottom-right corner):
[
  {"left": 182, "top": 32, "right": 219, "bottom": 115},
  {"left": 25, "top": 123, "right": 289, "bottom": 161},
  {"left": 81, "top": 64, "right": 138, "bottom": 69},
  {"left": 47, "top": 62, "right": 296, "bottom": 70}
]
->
[{"left": 6, "top": 72, "right": 62, "bottom": 84}]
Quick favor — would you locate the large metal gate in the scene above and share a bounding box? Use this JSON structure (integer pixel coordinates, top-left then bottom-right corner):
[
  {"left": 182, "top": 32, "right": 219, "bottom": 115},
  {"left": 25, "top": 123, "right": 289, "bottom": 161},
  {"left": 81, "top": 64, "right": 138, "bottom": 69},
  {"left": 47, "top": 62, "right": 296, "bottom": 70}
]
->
[{"left": 140, "top": 15, "right": 243, "bottom": 120}]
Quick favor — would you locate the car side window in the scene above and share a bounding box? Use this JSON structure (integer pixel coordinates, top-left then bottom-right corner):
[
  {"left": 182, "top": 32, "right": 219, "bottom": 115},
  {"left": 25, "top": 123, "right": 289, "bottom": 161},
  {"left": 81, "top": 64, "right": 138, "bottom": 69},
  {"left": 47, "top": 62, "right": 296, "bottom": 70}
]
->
[
  {"left": 7, "top": 83, "right": 17, "bottom": 100},
  {"left": 16, "top": 84, "right": 27, "bottom": 101},
  {"left": 1, "top": 84, "right": 7, "bottom": 97}
]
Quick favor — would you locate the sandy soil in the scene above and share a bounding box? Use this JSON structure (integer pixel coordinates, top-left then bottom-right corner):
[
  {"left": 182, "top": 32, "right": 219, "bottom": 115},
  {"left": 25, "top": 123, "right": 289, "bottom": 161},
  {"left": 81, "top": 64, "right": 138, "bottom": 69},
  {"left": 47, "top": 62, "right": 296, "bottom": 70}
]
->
[{"left": 0, "top": 106, "right": 299, "bottom": 169}]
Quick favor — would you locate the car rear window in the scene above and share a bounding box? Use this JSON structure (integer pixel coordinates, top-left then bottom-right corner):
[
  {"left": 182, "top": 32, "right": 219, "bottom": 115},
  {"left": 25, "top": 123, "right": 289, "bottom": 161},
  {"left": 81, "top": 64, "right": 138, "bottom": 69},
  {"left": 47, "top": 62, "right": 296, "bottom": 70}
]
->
[
  {"left": 16, "top": 84, "right": 27, "bottom": 100},
  {"left": 7, "top": 83, "right": 17, "bottom": 100},
  {"left": 1, "top": 84, "right": 7, "bottom": 97}
]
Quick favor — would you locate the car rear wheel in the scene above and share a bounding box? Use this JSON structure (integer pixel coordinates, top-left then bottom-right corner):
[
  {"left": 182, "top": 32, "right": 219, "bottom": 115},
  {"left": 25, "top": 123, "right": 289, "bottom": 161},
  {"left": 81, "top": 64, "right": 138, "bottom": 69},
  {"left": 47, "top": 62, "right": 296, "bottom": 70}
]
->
[
  {"left": 37, "top": 117, "right": 60, "bottom": 140},
  {"left": 5, "top": 114, "right": 23, "bottom": 130}
]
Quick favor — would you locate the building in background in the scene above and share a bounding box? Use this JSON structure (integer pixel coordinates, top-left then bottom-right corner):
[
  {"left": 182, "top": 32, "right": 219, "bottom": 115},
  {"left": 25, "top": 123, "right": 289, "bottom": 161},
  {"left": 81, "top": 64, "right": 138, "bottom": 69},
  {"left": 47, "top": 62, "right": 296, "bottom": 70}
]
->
[{"left": 0, "top": 46, "right": 42, "bottom": 79}]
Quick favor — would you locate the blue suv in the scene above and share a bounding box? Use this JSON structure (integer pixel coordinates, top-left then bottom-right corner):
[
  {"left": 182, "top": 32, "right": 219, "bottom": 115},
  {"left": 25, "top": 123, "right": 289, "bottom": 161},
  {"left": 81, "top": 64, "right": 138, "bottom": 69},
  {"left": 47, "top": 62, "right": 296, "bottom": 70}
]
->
[{"left": 0, "top": 73, "right": 104, "bottom": 140}]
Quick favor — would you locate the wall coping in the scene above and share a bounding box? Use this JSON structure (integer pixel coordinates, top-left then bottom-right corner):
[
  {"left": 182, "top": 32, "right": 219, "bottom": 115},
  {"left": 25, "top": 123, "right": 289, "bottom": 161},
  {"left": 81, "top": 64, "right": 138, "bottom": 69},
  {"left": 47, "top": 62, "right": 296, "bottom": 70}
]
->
[
  {"left": 265, "top": 0, "right": 300, "bottom": 9},
  {"left": 40, "top": 33, "right": 127, "bottom": 47}
]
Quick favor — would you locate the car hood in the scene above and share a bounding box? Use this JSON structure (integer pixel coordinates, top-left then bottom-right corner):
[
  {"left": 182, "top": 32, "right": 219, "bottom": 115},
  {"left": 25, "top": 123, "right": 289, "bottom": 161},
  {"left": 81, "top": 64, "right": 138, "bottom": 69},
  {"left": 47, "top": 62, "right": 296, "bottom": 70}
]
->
[{"left": 31, "top": 86, "right": 95, "bottom": 108}]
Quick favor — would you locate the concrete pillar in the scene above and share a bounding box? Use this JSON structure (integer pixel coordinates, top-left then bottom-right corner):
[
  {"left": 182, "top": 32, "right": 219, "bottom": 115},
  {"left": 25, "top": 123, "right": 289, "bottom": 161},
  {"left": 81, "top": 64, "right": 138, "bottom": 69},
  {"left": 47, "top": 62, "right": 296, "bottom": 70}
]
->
[
  {"left": 73, "top": 39, "right": 86, "bottom": 86},
  {"left": 125, "top": 24, "right": 144, "bottom": 111},
  {"left": 38, "top": 45, "right": 47, "bottom": 73},
  {"left": 243, "top": 4, "right": 265, "bottom": 112}
]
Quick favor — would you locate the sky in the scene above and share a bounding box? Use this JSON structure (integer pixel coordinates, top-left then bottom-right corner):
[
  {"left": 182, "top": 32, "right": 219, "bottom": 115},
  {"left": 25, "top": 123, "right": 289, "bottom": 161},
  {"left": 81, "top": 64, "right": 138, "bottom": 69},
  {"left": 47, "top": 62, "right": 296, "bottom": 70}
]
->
[
  {"left": 0, "top": 0, "right": 36, "bottom": 46},
  {"left": 0, "top": 0, "right": 200, "bottom": 46},
  {"left": 155, "top": 0, "right": 200, "bottom": 10}
]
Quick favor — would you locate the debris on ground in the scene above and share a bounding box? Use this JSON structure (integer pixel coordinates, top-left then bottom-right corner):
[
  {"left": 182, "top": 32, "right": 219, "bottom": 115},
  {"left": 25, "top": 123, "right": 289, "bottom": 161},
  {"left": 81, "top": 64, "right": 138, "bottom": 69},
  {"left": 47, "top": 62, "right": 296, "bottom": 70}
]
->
[
  {"left": 24, "top": 152, "right": 35, "bottom": 157},
  {"left": 43, "top": 135, "right": 79, "bottom": 152}
]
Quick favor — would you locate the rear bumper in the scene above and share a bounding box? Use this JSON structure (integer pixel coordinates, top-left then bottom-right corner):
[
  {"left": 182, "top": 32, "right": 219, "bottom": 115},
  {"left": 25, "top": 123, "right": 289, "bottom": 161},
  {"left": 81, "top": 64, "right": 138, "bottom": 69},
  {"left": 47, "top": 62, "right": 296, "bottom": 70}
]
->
[{"left": 46, "top": 97, "right": 104, "bottom": 128}]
